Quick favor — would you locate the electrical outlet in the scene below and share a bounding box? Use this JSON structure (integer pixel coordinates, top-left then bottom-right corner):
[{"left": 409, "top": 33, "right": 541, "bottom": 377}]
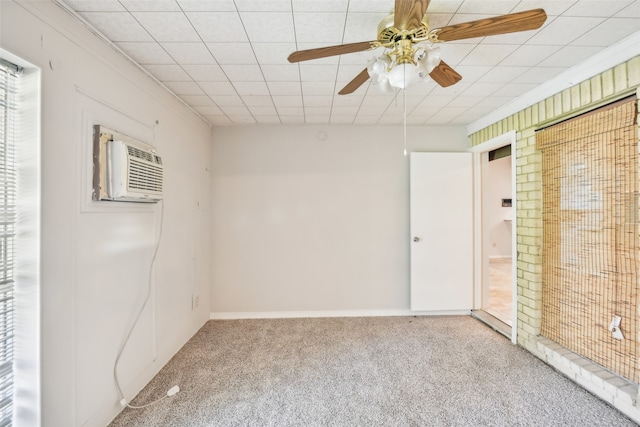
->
[
  {"left": 195, "top": 295, "right": 200, "bottom": 308},
  {"left": 192, "top": 294, "right": 200, "bottom": 310}
]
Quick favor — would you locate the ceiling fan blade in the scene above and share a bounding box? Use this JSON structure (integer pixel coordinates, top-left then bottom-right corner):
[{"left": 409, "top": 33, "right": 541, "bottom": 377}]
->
[
  {"left": 434, "top": 9, "right": 547, "bottom": 42},
  {"left": 394, "top": 0, "right": 430, "bottom": 31},
  {"left": 338, "top": 69, "right": 370, "bottom": 95},
  {"left": 429, "top": 61, "right": 462, "bottom": 87},
  {"left": 288, "top": 41, "right": 377, "bottom": 63}
]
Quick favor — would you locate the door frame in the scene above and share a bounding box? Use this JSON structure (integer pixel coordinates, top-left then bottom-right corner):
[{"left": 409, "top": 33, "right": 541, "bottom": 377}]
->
[{"left": 469, "top": 130, "right": 517, "bottom": 344}]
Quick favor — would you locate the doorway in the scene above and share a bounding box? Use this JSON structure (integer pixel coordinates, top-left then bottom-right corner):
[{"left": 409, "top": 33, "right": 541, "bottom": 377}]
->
[{"left": 470, "top": 131, "right": 517, "bottom": 342}]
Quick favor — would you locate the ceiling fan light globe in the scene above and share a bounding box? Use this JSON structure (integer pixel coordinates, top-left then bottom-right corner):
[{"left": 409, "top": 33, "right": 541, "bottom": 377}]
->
[{"left": 388, "top": 63, "right": 420, "bottom": 89}]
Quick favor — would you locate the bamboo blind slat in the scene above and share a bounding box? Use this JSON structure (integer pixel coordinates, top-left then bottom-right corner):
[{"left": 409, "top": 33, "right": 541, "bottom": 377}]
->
[{"left": 539, "top": 97, "right": 640, "bottom": 384}]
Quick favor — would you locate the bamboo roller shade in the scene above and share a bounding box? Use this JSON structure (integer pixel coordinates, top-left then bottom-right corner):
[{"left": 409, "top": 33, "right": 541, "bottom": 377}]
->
[{"left": 537, "top": 96, "right": 640, "bottom": 384}]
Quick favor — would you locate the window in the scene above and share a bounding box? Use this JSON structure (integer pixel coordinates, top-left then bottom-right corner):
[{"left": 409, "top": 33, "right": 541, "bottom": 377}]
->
[{"left": 0, "top": 57, "right": 21, "bottom": 427}]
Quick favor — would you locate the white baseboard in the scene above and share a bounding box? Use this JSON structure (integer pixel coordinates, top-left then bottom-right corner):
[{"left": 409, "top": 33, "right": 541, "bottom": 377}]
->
[
  {"left": 489, "top": 255, "right": 512, "bottom": 260},
  {"left": 210, "top": 309, "right": 471, "bottom": 320}
]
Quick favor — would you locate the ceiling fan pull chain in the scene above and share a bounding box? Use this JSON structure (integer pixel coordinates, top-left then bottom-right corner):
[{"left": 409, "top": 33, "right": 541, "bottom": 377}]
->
[{"left": 403, "top": 86, "right": 407, "bottom": 157}]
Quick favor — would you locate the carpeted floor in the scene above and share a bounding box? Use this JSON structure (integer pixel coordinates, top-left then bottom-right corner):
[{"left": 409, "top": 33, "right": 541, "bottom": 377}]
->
[{"left": 109, "top": 316, "right": 636, "bottom": 426}]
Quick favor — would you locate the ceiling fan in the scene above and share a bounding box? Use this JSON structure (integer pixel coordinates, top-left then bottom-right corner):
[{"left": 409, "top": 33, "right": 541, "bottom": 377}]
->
[{"left": 288, "top": 0, "right": 547, "bottom": 94}]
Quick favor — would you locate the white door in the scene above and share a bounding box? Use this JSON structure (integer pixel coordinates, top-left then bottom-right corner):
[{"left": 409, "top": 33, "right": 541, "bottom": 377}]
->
[{"left": 410, "top": 152, "right": 473, "bottom": 311}]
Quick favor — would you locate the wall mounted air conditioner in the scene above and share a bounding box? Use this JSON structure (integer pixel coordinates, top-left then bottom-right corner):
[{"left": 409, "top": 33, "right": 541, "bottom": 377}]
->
[{"left": 92, "top": 125, "right": 164, "bottom": 203}]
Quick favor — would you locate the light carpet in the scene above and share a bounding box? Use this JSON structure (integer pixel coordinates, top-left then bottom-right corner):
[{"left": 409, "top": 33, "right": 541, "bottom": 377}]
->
[{"left": 109, "top": 316, "right": 635, "bottom": 426}]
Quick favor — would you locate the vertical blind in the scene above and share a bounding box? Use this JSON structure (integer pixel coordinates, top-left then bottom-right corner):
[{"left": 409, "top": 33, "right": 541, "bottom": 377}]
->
[{"left": 0, "top": 58, "right": 20, "bottom": 427}]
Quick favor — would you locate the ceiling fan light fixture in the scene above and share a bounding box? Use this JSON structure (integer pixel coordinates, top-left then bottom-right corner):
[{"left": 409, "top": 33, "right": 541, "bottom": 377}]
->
[{"left": 388, "top": 62, "right": 420, "bottom": 89}]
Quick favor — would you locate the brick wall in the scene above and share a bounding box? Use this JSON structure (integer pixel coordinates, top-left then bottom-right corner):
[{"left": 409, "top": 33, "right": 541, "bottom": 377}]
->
[{"left": 469, "top": 56, "right": 640, "bottom": 422}]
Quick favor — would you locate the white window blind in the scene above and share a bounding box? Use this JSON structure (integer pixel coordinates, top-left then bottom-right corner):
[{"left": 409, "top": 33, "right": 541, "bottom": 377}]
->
[{"left": 0, "top": 57, "right": 21, "bottom": 427}]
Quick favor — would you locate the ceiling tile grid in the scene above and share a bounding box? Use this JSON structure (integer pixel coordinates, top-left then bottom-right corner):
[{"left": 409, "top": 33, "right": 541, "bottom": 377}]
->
[{"left": 62, "top": 0, "right": 640, "bottom": 126}]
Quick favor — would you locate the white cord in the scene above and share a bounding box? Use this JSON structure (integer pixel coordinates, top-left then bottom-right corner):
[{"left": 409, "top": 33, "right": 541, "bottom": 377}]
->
[
  {"left": 113, "top": 200, "right": 178, "bottom": 409},
  {"left": 403, "top": 84, "right": 408, "bottom": 156}
]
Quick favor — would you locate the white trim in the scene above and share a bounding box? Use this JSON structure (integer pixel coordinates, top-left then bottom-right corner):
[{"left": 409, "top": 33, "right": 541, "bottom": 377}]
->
[
  {"left": 466, "top": 31, "right": 640, "bottom": 135},
  {"left": 210, "top": 309, "right": 471, "bottom": 320},
  {"left": 469, "top": 131, "right": 518, "bottom": 344}
]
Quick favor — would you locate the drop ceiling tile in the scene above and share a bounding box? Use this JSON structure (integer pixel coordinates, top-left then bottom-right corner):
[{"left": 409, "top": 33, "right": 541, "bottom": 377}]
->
[
  {"left": 303, "top": 96, "right": 333, "bottom": 107},
  {"left": 427, "top": 1, "right": 465, "bottom": 14},
  {"left": 511, "top": 1, "right": 577, "bottom": 15},
  {"left": 236, "top": 1, "right": 291, "bottom": 12},
  {"left": 527, "top": 16, "right": 605, "bottom": 45},
  {"left": 293, "top": 12, "right": 347, "bottom": 43},
  {"left": 457, "top": 1, "right": 520, "bottom": 15},
  {"left": 572, "top": 18, "right": 640, "bottom": 47},
  {"left": 269, "top": 83, "right": 302, "bottom": 96},
  {"left": 182, "top": 64, "right": 228, "bottom": 81},
  {"left": 446, "top": 95, "right": 483, "bottom": 108},
  {"left": 301, "top": 82, "right": 336, "bottom": 95},
  {"left": 615, "top": 2, "right": 640, "bottom": 18},
  {"left": 281, "top": 116, "right": 306, "bottom": 124},
  {"left": 210, "top": 95, "right": 245, "bottom": 106},
  {"left": 220, "top": 64, "right": 264, "bottom": 81},
  {"left": 220, "top": 105, "right": 251, "bottom": 116},
  {"left": 449, "top": 65, "right": 493, "bottom": 82},
  {"left": 163, "top": 81, "right": 204, "bottom": 95},
  {"left": 247, "top": 105, "right": 278, "bottom": 115},
  {"left": 515, "top": 66, "right": 563, "bottom": 84},
  {"left": 194, "top": 105, "right": 224, "bottom": 115},
  {"left": 64, "top": 0, "right": 125, "bottom": 11},
  {"left": 459, "top": 44, "right": 520, "bottom": 66},
  {"left": 132, "top": 12, "right": 201, "bottom": 41},
  {"left": 330, "top": 115, "right": 356, "bottom": 124},
  {"left": 206, "top": 43, "right": 257, "bottom": 64},
  {"left": 343, "top": 12, "right": 388, "bottom": 43},
  {"left": 331, "top": 106, "right": 360, "bottom": 115},
  {"left": 347, "top": 0, "right": 397, "bottom": 12},
  {"left": 304, "top": 106, "right": 331, "bottom": 114},
  {"left": 116, "top": 42, "right": 175, "bottom": 64},
  {"left": 261, "top": 65, "right": 300, "bottom": 82},
  {"left": 494, "top": 82, "right": 541, "bottom": 96},
  {"left": 438, "top": 43, "right": 477, "bottom": 65},
  {"left": 187, "top": 12, "right": 248, "bottom": 42},
  {"left": 563, "top": 1, "right": 633, "bottom": 17},
  {"left": 499, "top": 45, "right": 562, "bottom": 66},
  {"left": 354, "top": 115, "right": 382, "bottom": 124},
  {"left": 476, "top": 66, "right": 528, "bottom": 83},
  {"left": 337, "top": 64, "right": 369, "bottom": 81},
  {"left": 144, "top": 64, "right": 191, "bottom": 81},
  {"left": 240, "top": 12, "right": 295, "bottom": 42},
  {"left": 80, "top": 12, "right": 153, "bottom": 41},
  {"left": 299, "top": 64, "right": 338, "bottom": 82},
  {"left": 181, "top": 95, "right": 215, "bottom": 106},
  {"left": 206, "top": 115, "right": 233, "bottom": 125},
  {"left": 459, "top": 82, "right": 505, "bottom": 97},
  {"left": 274, "top": 96, "right": 307, "bottom": 110},
  {"left": 253, "top": 43, "right": 297, "bottom": 65},
  {"left": 331, "top": 95, "right": 364, "bottom": 107},
  {"left": 120, "top": 1, "right": 180, "bottom": 11},
  {"left": 276, "top": 106, "right": 304, "bottom": 115},
  {"left": 161, "top": 43, "right": 216, "bottom": 64},
  {"left": 428, "top": 13, "right": 455, "bottom": 29},
  {"left": 242, "top": 96, "right": 275, "bottom": 107},
  {"left": 537, "top": 46, "right": 602, "bottom": 67},
  {"left": 200, "top": 81, "right": 237, "bottom": 95},
  {"left": 292, "top": 1, "right": 348, "bottom": 12},
  {"left": 233, "top": 81, "right": 270, "bottom": 96},
  {"left": 226, "top": 115, "right": 256, "bottom": 124},
  {"left": 176, "top": 0, "right": 235, "bottom": 11},
  {"left": 254, "top": 116, "right": 282, "bottom": 124}
]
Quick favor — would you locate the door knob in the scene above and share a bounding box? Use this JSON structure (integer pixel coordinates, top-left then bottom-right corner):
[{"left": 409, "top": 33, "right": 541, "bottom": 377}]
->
[{"left": 413, "top": 237, "right": 421, "bottom": 242}]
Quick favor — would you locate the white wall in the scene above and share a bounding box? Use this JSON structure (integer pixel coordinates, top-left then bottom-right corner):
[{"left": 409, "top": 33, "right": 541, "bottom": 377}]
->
[
  {"left": 1, "top": 2, "right": 212, "bottom": 426},
  {"left": 483, "top": 155, "right": 512, "bottom": 258},
  {"left": 210, "top": 125, "right": 468, "bottom": 316}
]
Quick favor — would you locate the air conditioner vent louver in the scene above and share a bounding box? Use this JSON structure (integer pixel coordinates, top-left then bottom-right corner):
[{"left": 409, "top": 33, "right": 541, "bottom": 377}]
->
[{"left": 107, "top": 140, "right": 164, "bottom": 202}]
